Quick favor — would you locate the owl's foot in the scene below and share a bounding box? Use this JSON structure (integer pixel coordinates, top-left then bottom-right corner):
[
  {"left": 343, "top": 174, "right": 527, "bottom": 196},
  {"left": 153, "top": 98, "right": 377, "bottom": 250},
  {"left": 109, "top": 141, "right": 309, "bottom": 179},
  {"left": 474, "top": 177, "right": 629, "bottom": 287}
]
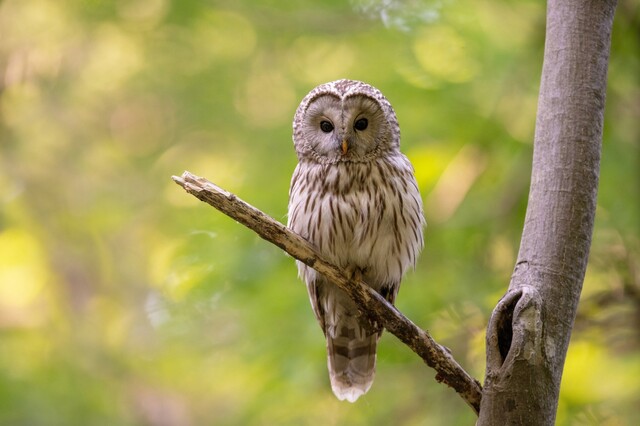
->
[{"left": 344, "top": 265, "right": 367, "bottom": 283}]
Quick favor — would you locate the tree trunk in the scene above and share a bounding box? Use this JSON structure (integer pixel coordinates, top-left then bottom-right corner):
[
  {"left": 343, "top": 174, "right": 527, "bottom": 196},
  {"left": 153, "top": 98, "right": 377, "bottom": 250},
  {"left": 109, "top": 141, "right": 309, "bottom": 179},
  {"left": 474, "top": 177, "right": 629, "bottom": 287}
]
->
[{"left": 478, "top": 0, "right": 617, "bottom": 424}]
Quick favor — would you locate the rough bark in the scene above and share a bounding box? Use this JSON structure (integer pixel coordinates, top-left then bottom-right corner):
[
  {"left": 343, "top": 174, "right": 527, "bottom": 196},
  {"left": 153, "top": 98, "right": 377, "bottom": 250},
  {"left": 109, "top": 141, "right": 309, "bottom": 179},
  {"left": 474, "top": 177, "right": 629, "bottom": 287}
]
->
[
  {"left": 478, "top": 0, "right": 617, "bottom": 424},
  {"left": 172, "top": 172, "right": 482, "bottom": 413}
]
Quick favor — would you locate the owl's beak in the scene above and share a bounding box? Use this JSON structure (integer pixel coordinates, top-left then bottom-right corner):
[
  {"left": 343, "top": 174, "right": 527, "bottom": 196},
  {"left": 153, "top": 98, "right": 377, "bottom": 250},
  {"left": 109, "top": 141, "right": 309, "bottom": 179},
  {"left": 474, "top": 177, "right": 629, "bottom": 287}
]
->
[{"left": 341, "top": 139, "right": 349, "bottom": 155}]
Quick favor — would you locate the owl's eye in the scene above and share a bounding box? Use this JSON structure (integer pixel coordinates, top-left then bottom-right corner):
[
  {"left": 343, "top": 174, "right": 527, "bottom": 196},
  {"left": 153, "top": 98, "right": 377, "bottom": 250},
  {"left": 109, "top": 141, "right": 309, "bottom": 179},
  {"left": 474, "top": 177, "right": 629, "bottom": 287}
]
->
[
  {"left": 354, "top": 118, "right": 368, "bottom": 131},
  {"left": 320, "top": 121, "right": 334, "bottom": 133}
]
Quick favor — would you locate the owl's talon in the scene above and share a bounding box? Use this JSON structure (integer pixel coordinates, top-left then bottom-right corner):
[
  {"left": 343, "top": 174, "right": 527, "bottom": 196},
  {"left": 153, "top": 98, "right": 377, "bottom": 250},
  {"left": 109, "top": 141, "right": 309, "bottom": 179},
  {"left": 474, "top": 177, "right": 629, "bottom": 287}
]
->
[
  {"left": 353, "top": 267, "right": 364, "bottom": 282},
  {"left": 344, "top": 266, "right": 366, "bottom": 283}
]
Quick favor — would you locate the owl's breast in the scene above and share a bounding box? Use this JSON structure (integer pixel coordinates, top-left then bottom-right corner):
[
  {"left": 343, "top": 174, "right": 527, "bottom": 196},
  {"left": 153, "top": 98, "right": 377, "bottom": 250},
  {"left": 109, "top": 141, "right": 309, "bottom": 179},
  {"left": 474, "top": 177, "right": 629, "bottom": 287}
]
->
[{"left": 288, "top": 158, "right": 424, "bottom": 285}]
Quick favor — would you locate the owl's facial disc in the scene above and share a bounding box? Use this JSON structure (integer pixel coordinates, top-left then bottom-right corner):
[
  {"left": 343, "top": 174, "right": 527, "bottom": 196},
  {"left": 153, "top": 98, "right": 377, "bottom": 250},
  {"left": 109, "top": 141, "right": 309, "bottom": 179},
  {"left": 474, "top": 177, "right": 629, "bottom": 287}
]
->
[{"left": 302, "top": 94, "right": 387, "bottom": 162}]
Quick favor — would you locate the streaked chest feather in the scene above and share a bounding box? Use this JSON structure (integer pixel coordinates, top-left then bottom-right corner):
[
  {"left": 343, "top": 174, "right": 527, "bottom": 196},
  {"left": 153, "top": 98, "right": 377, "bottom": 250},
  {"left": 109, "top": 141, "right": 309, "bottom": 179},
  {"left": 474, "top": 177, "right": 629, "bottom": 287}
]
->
[{"left": 288, "top": 157, "right": 424, "bottom": 282}]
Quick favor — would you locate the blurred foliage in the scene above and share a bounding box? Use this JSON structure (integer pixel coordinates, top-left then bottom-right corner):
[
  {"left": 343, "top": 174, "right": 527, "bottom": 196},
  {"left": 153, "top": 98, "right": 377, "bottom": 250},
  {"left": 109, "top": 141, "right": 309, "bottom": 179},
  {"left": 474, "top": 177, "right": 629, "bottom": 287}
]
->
[{"left": 0, "top": 0, "right": 638, "bottom": 424}]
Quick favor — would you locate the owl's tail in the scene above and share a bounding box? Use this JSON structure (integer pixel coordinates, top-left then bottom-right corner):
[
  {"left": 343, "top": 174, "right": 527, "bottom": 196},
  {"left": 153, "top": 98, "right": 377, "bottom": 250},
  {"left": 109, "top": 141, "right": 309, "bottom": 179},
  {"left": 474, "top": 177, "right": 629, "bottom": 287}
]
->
[{"left": 326, "top": 313, "right": 379, "bottom": 403}]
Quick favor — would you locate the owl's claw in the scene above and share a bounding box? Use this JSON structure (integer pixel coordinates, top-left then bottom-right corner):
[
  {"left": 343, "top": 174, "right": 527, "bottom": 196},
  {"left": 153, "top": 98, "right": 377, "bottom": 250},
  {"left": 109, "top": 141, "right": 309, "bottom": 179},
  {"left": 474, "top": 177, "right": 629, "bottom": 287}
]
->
[{"left": 344, "top": 266, "right": 366, "bottom": 283}]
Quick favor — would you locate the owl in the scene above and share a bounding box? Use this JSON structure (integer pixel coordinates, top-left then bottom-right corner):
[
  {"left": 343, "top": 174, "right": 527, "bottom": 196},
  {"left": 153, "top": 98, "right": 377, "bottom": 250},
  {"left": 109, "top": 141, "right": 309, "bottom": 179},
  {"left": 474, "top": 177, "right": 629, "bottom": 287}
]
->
[{"left": 287, "top": 79, "right": 425, "bottom": 402}]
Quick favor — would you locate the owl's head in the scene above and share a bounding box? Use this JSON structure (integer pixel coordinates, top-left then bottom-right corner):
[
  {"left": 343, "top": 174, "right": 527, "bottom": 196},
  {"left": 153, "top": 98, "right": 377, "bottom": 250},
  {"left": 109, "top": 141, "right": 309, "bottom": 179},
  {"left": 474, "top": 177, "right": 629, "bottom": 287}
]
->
[{"left": 293, "top": 79, "right": 400, "bottom": 163}]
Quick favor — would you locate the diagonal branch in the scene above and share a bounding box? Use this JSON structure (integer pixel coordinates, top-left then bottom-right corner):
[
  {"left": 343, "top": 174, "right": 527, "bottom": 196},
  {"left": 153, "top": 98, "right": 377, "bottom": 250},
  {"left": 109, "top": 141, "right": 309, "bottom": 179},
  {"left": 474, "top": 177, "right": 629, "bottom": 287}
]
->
[{"left": 172, "top": 170, "right": 482, "bottom": 414}]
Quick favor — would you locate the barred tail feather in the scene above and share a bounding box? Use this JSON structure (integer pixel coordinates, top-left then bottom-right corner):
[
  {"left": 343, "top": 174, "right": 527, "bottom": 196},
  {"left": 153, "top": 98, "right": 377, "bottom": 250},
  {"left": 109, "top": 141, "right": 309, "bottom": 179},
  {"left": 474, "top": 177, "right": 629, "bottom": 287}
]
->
[{"left": 326, "top": 321, "right": 378, "bottom": 402}]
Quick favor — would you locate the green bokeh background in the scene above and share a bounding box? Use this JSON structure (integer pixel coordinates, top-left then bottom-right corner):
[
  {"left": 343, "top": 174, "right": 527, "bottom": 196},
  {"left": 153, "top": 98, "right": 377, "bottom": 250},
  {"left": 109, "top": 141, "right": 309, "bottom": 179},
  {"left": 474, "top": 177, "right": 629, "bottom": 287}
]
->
[{"left": 0, "top": 0, "right": 638, "bottom": 424}]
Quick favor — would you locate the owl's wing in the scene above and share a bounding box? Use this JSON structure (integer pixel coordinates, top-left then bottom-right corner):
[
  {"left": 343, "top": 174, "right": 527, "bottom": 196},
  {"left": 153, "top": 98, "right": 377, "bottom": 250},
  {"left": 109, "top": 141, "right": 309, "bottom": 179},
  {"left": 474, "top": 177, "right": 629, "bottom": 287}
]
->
[{"left": 306, "top": 274, "right": 327, "bottom": 335}]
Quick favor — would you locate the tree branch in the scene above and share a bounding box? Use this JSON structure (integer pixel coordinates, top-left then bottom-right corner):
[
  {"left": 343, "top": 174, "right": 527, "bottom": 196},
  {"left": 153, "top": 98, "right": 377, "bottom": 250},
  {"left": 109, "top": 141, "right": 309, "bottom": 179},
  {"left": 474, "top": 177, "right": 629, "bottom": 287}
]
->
[{"left": 172, "top": 171, "right": 482, "bottom": 414}]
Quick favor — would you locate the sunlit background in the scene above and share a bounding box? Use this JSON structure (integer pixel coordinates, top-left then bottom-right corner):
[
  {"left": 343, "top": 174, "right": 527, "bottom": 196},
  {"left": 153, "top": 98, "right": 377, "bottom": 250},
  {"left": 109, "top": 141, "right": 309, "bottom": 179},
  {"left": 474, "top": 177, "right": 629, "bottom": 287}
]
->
[{"left": 0, "top": 0, "right": 638, "bottom": 424}]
